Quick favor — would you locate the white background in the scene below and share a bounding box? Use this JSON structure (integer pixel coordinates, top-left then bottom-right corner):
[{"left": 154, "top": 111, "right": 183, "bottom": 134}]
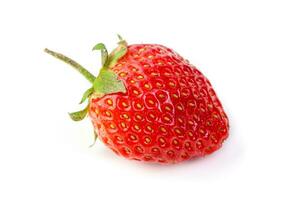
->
[{"left": 0, "top": 0, "right": 299, "bottom": 199}]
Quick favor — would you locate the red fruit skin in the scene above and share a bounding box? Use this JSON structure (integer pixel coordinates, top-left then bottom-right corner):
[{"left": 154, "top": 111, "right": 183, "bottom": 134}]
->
[{"left": 89, "top": 44, "right": 229, "bottom": 164}]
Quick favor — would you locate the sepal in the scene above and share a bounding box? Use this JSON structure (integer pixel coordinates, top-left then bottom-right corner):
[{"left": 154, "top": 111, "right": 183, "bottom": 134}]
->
[{"left": 68, "top": 105, "right": 89, "bottom": 121}]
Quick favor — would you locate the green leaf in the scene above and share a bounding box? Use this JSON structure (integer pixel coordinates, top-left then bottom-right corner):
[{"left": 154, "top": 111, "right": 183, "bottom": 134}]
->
[
  {"left": 117, "top": 34, "right": 123, "bottom": 41},
  {"left": 117, "top": 34, "right": 127, "bottom": 46},
  {"left": 79, "top": 87, "right": 94, "bottom": 104},
  {"left": 92, "top": 43, "right": 106, "bottom": 50},
  {"left": 93, "top": 69, "right": 126, "bottom": 95},
  {"left": 92, "top": 43, "right": 108, "bottom": 66},
  {"left": 107, "top": 45, "right": 127, "bottom": 68},
  {"left": 68, "top": 105, "right": 89, "bottom": 121},
  {"left": 89, "top": 131, "right": 98, "bottom": 148},
  {"left": 92, "top": 36, "right": 128, "bottom": 96}
]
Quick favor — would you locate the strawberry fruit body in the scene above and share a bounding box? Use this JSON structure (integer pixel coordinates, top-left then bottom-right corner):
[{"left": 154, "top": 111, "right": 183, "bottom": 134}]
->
[{"left": 45, "top": 36, "right": 229, "bottom": 164}]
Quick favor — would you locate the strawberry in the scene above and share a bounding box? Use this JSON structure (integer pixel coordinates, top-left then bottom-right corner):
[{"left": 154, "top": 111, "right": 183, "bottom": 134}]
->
[{"left": 45, "top": 35, "right": 229, "bottom": 164}]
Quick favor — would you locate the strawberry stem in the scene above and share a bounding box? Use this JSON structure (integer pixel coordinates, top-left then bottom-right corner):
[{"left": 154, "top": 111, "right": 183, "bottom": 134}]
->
[{"left": 44, "top": 48, "right": 96, "bottom": 84}]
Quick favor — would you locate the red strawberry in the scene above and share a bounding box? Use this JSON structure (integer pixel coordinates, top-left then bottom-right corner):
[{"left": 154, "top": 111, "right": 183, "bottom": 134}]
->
[{"left": 45, "top": 36, "right": 229, "bottom": 164}]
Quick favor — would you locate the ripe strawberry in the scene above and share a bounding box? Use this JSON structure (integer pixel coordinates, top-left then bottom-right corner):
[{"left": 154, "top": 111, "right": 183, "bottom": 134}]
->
[{"left": 45, "top": 36, "right": 229, "bottom": 164}]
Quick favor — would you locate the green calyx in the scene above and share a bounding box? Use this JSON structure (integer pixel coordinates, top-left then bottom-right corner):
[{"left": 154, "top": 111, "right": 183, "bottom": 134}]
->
[
  {"left": 92, "top": 37, "right": 127, "bottom": 96},
  {"left": 45, "top": 36, "right": 128, "bottom": 122}
]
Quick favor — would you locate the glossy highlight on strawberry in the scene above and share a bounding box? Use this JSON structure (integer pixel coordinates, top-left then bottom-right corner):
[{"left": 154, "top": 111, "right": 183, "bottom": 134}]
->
[{"left": 45, "top": 36, "right": 229, "bottom": 164}]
